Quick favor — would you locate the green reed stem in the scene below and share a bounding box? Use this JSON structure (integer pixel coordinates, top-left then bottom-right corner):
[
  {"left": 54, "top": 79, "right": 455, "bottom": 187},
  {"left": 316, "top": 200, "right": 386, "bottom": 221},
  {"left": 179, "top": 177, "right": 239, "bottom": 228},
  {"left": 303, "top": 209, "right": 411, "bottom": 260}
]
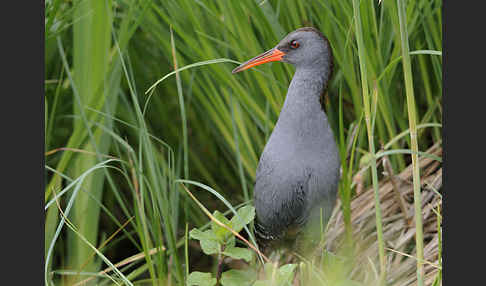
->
[
  {"left": 170, "top": 27, "right": 189, "bottom": 180},
  {"left": 396, "top": 0, "right": 424, "bottom": 285},
  {"left": 352, "top": 0, "right": 386, "bottom": 284}
]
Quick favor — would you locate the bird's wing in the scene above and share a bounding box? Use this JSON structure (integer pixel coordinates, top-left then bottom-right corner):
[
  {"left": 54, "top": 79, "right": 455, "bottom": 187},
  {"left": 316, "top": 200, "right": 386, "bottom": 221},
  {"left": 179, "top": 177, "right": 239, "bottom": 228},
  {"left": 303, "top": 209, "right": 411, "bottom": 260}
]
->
[{"left": 300, "top": 166, "right": 337, "bottom": 237}]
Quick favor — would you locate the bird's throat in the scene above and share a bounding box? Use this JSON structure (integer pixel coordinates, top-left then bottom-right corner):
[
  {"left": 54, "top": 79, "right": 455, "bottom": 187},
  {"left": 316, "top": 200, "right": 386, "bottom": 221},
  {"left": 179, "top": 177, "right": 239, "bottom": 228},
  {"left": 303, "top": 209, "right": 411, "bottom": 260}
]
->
[{"left": 277, "top": 67, "right": 331, "bottom": 134}]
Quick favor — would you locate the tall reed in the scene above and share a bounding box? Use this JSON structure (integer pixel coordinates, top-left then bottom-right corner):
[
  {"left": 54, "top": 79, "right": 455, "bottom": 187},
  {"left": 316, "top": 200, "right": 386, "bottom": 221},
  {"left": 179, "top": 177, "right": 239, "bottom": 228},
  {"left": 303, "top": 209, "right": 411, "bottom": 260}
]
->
[
  {"left": 351, "top": 0, "right": 386, "bottom": 283},
  {"left": 396, "top": 0, "right": 424, "bottom": 284}
]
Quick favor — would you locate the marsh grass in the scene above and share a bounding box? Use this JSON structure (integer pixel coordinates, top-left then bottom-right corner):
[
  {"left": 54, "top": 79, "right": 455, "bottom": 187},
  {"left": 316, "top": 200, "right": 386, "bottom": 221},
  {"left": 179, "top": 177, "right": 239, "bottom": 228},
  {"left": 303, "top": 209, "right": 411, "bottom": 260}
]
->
[{"left": 45, "top": 0, "right": 442, "bottom": 285}]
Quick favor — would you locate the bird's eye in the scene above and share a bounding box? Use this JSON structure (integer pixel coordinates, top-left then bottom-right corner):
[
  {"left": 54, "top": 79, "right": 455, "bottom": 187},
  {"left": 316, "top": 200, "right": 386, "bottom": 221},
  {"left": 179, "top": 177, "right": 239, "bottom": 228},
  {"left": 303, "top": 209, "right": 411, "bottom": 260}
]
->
[{"left": 290, "top": 40, "right": 300, "bottom": 49}]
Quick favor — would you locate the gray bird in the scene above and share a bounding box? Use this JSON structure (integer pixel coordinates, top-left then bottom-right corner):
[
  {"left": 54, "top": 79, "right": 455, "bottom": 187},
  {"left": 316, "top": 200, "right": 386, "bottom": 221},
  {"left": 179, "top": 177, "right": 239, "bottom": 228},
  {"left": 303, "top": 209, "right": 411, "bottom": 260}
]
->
[{"left": 232, "top": 27, "right": 340, "bottom": 251}]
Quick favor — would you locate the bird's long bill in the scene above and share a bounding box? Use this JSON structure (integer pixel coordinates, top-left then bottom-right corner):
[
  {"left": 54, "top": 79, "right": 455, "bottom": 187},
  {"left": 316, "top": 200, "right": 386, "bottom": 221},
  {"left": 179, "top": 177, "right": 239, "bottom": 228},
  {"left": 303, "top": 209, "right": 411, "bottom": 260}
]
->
[{"left": 232, "top": 48, "right": 285, "bottom": 74}]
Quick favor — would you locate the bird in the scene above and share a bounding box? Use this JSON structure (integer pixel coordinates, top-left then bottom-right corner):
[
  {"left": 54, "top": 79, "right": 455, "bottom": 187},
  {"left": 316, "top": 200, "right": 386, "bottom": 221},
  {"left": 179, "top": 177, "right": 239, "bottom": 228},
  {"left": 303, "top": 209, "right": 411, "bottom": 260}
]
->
[{"left": 232, "top": 27, "right": 340, "bottom": 252}]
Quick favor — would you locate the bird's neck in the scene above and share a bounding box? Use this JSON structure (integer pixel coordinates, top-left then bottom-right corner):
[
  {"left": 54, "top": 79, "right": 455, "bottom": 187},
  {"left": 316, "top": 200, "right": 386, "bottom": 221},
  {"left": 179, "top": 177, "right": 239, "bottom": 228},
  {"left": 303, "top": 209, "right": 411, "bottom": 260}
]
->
[{"left": 277, "top": 66, "right": 331, "bottom": 134}]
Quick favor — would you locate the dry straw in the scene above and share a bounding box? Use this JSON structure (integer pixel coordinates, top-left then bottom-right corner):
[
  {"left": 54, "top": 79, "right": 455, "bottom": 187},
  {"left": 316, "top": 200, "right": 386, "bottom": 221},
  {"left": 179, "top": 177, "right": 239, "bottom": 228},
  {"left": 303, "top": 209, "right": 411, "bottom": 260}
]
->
[{"left": 326, "top": 142, "right": 442, "bottom": 286}]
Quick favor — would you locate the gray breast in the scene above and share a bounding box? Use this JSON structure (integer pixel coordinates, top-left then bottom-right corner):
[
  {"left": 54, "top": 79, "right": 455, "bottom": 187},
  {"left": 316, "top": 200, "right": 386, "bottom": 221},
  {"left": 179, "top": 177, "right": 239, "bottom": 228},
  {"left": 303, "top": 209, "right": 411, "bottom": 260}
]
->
[{"left": 253, "top": 121, "right": 340, "bottom": 240}]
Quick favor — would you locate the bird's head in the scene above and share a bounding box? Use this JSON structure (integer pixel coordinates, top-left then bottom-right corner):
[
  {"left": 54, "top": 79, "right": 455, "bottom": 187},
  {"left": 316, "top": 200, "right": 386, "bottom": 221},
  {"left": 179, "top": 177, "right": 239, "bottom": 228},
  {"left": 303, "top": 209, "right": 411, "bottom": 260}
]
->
[{"left": 232, "top": 27, "right": 332, "bottom": 74}]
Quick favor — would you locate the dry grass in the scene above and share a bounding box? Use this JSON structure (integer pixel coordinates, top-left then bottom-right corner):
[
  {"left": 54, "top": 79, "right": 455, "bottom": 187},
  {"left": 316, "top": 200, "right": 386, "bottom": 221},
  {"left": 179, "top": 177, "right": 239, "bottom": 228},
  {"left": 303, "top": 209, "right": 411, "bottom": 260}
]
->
[{"left": 325, "top": 142, "right": 442, "bottom": 286}]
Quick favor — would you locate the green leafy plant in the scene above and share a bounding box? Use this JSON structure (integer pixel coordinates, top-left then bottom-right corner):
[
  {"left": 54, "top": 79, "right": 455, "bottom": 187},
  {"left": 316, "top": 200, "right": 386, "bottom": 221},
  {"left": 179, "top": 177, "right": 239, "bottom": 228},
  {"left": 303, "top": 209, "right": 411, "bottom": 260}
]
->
[
  {"left": 188, "top": 205, "right": 255, "bottom": 285},
  {"left": 187, "top": 205, "right": 298, "bottom": 286},
  {"left": 190, "top": 207, "right": 254, "bottom": 259}
]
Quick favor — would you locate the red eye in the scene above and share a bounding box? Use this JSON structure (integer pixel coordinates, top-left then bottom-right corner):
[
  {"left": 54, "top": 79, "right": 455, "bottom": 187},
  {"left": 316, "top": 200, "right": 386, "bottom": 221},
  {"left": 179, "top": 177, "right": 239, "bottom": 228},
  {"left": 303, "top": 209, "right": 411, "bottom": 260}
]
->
[{"left": 290, "top": 40, "right": 300, "bottom": 49}]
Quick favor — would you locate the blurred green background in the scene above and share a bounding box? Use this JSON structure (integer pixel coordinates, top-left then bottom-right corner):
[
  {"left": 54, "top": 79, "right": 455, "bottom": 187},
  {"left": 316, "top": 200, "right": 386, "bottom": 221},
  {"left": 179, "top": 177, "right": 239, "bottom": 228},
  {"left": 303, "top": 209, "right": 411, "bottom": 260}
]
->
[{"left": 44, "top": 0, "right": 441, "bottom": 285}]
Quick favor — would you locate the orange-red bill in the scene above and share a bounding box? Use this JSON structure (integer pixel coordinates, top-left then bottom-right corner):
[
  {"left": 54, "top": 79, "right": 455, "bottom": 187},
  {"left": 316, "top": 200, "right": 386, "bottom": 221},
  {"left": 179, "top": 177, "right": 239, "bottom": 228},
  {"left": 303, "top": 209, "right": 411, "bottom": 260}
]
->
[{"left": 232, "top": 48, "right": 286, "bottom": 74}]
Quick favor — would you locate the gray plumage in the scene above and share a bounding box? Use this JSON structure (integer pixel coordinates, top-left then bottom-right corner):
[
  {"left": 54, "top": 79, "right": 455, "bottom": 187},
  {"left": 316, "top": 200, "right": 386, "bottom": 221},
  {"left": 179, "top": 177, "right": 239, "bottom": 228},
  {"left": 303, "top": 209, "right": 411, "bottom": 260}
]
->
[{"left": 233, "top": 27, "right": 340, "bottom": 247}]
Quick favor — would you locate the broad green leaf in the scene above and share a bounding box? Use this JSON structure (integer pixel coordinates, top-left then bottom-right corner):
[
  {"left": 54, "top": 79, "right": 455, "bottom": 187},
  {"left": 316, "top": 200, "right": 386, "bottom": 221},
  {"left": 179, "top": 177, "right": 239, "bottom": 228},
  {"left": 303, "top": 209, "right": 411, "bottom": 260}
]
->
[
  {"left": 211, "top": 211, "right": 232, "bottom": 242},
  {"left": 200, "top": 238, "right": 220, "bottom": 255},
  {"left": 226, "top": 236, "right": 236, "bottom": 248},
  {"left": 222, "top": 246, "right": 253, "bottom": 262},
  {"left": 190, "top": 228, "right": 221, "bottom": 255},
  {"left": 187, "top": 271, "right": 217, "bottom": 286},
  {"left": 220, "top": 269, "right": 257, "bottom": 286},
  {"left": 190, "top": 228, "right": 218, "bottom": 241},
  {"left": 230, "top": 205, "right": 255, "bottom": 233}
]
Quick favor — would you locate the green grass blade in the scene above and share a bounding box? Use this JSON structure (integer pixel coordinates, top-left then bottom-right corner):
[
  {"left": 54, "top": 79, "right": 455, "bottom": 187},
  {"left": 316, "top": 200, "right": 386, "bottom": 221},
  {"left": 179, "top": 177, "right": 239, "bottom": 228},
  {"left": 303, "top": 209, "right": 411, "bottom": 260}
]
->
[{"left": 396, "top": 0, "right": 425, "bottom": 284}]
